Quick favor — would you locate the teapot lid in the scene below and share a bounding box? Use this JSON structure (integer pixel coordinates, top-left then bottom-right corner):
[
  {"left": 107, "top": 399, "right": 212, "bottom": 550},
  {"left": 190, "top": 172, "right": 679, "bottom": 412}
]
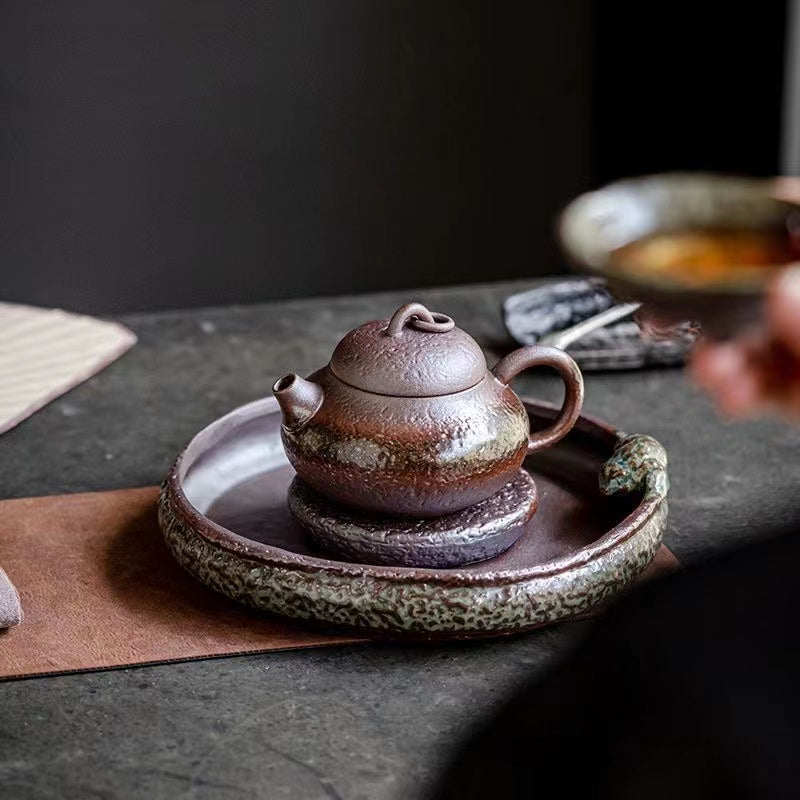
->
[{"left": 330, "top": 302, "right": 487, "bottom": 397}]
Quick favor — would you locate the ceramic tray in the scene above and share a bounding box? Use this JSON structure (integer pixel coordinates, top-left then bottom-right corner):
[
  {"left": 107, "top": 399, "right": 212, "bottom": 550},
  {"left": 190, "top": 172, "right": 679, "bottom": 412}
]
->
[{"left": 158, "top": 397, "right": 669, "bottom": 638}]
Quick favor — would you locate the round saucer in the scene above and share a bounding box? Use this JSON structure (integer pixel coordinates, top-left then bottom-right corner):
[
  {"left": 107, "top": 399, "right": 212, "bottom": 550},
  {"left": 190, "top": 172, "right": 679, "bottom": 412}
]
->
[{"left": 288, "top": 471, "right": 538, "bottom": 568}]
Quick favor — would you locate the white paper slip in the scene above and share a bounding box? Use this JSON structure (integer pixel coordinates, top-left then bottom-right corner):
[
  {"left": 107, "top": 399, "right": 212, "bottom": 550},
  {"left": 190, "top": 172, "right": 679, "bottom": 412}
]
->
[{"left": 0, "top": 302, "right": 137, "bottom": 434}]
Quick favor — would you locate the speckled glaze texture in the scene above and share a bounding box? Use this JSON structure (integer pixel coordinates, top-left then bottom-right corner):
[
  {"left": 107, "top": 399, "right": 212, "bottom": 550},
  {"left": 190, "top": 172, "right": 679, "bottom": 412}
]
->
[
  {"left": 287, "top": 470, "right": 538, "bottom": 568},
  {"left": 158, "top": 484, "right": 665, "bottom": 636},
  {"left": 503, "top": 278, "right": 699, "bottom": 370},
  {"left": 157, "top": 400, "right": 670, "bottom": 637},
  {"left": 280, "top": 367, "right": 531, "bottom": 517},
  {"left": 600, "top": 433, "right": 670, "bottom": 501}
]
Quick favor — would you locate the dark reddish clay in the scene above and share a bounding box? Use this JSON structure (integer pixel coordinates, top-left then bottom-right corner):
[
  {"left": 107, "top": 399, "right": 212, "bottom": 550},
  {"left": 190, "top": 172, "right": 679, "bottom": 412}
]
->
[{"left": 273, "top": 302, "right": 584, "bottom": 517}]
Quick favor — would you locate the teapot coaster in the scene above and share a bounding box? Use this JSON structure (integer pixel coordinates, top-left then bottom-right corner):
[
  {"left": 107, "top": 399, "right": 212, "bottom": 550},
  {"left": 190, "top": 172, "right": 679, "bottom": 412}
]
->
[{"left": 288, "top": 471, "right": 538, "bottom": 568}]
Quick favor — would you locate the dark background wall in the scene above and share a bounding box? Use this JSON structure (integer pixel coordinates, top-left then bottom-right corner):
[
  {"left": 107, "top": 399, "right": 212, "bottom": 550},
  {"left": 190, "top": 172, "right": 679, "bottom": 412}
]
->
[
  {"left": 0, "top": 1, "right": 788, "bottom": 313},
  {"left": 0, "top": 1, "right": 592, "bottom": 313},
  {"left": 593, "top": 3, "right": 787, "bottom": 185}
]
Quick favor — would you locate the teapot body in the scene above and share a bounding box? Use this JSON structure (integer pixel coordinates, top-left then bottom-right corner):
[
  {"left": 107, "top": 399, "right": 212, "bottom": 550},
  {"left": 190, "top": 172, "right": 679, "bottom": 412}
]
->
[
  {"left": 280, "top": 367, "right": 529, "bottom": 517},
  {"left": 274, "top": 301, "right": 584, "bottom": 518}
]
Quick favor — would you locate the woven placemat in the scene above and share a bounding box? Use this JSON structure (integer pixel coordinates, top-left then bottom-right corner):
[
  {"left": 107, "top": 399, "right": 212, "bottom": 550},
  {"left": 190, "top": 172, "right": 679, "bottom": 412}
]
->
[{"left": 0, "top": 487, "right": 678, "bottom": 680}]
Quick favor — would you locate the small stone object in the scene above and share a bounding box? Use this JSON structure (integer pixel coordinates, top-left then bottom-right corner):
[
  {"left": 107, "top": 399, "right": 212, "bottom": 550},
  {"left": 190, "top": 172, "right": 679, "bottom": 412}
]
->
[
  {"left": 503, "top": 278, "right": 698, "bottom": 370},
  {"left": 288, "top": 470, "right": 538, "bottom": 568},
  {"left": 0, "top": 567, "right": 22, "bottom": 628}
]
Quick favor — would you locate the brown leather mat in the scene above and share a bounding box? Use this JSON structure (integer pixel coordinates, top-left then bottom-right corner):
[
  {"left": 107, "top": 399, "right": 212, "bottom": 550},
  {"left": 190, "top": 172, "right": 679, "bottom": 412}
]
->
[{"left": 0, "top": 487, "right": 678, "bottom": 680}]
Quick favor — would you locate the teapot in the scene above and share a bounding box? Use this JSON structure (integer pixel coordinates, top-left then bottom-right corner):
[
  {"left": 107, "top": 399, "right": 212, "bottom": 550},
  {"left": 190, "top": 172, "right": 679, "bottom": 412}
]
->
[{"left": 273, "top": 302, "right": 584, "bottom": 517}]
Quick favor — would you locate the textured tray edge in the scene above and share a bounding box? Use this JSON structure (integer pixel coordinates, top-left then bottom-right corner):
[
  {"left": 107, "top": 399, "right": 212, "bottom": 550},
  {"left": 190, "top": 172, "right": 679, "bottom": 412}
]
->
[
  {"left": 157, "top": 398, "right": 670, "bottom": 635},
  {"left": 158, "top": 486, "right": 666, "bottom": 635}
]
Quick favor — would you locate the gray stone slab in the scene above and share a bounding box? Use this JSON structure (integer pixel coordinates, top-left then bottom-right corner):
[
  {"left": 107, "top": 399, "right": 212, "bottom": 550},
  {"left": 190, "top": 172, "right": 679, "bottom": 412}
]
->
[{"left": 1, "top": 280, "right": 798, "bottom": 799}]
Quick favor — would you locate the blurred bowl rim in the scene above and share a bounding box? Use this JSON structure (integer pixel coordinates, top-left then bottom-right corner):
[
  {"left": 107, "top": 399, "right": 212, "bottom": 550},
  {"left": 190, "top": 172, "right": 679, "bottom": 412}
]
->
[{"left": 558, "top": 172, "right": 800, "bottom": 297}]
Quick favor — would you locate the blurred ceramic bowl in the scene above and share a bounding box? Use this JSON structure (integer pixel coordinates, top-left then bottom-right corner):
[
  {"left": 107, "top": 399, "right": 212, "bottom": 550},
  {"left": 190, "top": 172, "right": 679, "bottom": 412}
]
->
[{"left": 558, "top": 173, "right": 800, "bottom": 338}]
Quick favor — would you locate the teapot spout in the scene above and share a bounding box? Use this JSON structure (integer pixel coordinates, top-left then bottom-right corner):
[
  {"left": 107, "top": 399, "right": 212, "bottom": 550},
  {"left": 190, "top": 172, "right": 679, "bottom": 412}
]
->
[{"left": 272, "top": 374, "right": 324, "bottom": 430}]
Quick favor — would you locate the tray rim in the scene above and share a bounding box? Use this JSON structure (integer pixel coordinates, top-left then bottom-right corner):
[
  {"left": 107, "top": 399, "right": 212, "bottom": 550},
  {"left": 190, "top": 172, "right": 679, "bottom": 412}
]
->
[
  {"left": 158, "top": 396, "right": 669, "bottom": 634},
  {"left": 161, "top": 396, "right": 665, "bottom": 588}
]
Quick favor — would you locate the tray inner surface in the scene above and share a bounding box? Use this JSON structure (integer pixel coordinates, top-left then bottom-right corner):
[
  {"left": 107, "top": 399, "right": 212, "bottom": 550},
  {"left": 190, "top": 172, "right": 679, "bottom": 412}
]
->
[{"left": 182, "top": 402, "right": 637, "bottom": 572}]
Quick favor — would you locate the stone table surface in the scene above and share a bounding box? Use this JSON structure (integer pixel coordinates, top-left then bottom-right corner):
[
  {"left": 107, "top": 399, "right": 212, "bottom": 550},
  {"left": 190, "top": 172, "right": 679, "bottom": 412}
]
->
[{"left": 2, "top": 280, "right": 799, "bottom": 800}]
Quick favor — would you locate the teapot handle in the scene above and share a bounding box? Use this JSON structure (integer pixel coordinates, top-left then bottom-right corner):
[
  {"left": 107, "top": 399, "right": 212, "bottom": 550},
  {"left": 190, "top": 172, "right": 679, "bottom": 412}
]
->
[{"left": 492, "top": 346, "right": 584, "bottom": 454}]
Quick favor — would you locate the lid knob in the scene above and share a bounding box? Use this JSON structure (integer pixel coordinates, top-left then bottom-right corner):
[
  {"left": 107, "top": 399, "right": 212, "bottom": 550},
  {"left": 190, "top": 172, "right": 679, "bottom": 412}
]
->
[{"left": 386, "top": 303, "right": 455, "bottom": 336}]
